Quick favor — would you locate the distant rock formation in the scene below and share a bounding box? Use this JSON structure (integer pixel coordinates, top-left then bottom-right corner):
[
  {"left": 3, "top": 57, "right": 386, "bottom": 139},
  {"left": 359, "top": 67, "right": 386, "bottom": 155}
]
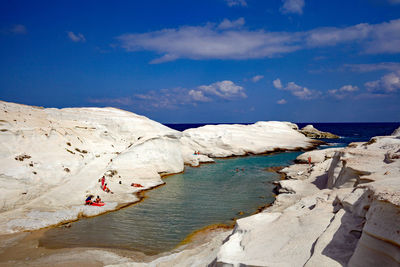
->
[
  {"left": 299, "top": 124, "right": 339, "bottom": 139},
  {"left": 392, "top": 126, "right": 400, "bottom": 136}
]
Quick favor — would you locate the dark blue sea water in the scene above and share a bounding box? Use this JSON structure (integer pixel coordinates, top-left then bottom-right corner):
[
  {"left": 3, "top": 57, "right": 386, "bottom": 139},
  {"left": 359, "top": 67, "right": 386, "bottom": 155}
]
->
[{"left": 40, "top": 122, "right": 399, "bottom": 255}]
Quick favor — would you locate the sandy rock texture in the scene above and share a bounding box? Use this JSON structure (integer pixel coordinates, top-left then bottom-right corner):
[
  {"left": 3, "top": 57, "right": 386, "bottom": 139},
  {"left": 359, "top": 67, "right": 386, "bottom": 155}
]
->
[
  {"left": 214, "top": 128, "right": 400, "bottom": 266},
  {"left": 300, "top": 124, "right": 339, "bottom": 139},
  {"left": 0, "top": 100, "right": 316, "bottom": 234}
]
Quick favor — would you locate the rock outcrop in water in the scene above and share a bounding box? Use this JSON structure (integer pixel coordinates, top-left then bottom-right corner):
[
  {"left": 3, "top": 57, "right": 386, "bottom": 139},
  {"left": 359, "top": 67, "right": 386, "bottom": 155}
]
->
[
  {"left": 299, "top": 124, "right": 339, "bottom": 139},
  {"left": 213, "top": 128, "right": 400, "bottom": 266},
  {"left": 0, "top": 100, "right": 317, "bottom": 234}
]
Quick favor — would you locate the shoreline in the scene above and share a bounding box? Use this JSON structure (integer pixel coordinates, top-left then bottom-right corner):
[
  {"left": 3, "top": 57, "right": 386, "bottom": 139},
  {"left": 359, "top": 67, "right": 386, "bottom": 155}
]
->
[
  {"left": 0, "top": 100, "right": 344, "bottom": 265},
  {"left": 0, "top": 149, "right": 302, "bottom": 266},
  {"left": 6, "top": 144, "right": 317, "bottom": 234},
  {"left": 213, "top": 130, "right": 400, "bottom": 266}
]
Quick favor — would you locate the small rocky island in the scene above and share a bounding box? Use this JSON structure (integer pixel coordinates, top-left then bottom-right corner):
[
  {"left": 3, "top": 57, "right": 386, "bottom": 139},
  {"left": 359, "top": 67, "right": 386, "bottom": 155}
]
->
[{"left": 299, "top": 124, "right": 339, "bottom": 139}]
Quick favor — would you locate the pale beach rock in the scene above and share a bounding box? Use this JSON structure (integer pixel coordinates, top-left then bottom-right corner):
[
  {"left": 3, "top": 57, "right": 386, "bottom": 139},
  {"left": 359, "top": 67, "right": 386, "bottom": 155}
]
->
[
  {"left": 304, "top": 209, "right": 364, "bottom": 267},
  {"left": 296, "top": 148, "right": 339, "bottom": 163},
  {"left": 213, "top": 128, "right": 400, "bottom": 267},
  {"left": 180, "top": 121, "right": 314, "bottom": 158},
  {"left": 0, "top": 100, "right": 317, "bottom": 234},
  {"left": 348, "top": 198, "right": 400, "bottom": 266},
  {"left": 215, "top": 196, "right": 335, "bottom": 266}
]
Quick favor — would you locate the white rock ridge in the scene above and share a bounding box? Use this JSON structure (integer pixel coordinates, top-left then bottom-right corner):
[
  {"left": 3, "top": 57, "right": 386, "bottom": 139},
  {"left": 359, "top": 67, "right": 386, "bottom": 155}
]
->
[
  {"left": 0, "top": 100, "right": 317, "bottom": 234},
  {"left": 214, "top": 128, "right": 400, "bottom": 266}
]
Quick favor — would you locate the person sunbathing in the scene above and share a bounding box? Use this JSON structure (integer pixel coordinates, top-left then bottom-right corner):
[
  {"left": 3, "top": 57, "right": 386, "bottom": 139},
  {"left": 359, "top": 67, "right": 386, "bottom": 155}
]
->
[{"left": 102, "top": 183, "right": 113, "bottom": 193}]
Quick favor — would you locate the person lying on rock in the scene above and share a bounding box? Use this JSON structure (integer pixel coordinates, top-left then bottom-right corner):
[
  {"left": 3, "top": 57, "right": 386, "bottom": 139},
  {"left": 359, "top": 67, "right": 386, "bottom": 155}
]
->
[
  {"left": 131, "top": 183, "right": 143, "bottom": 188},
  {"left": 85, "top": 195, "right": 93, "bottom": 205}
]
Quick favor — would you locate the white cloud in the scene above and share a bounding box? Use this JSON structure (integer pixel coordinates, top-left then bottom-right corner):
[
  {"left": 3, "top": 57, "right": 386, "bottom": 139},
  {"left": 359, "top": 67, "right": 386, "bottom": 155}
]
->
[
  {"left": 339, "top": 85, "right": 359, "bottom": 92},
  {"left": 218, "top": 18, "right": 245, "bottom": 30},
  {"left": 328, "top": 85, "right": 359, "bottom": 99},
  {"left": 117, "top": 24, "right": 300, "bottom": 63},
  {"left": 251, "top": 75, "right": 264, "bottom": 82},
  {"left": 365, "top": 71, "right": 400, "bottom": 93},
  {"left": 225, "top": 0, "right": 247, "bottom": 7},
  {"left": 280, "top": 0, "right": 305, "bottom": 15},
  {"left": 272, "top": 78, "right": 283, "bottom": 89},
  {"left": 344, "top": 62, "right": 400, "bottom": 72},
  {"left": 10, "top": 24, "right": 27, "bottom": 34},
  {"left": 68, "top": 31, "right": 86, "bottom": 42},
  {"left": 275, "top": 79, "right": 321, "bottom": 100},
  {"left": 126, "top": 80, "right": 246, "bottom": 109},
  {"left": 188, "top": 89, "right": 211, "bottom": 102},
  {"left": 306, "top": 24, "right": 370, "bottom": 47},
  {"left": 117, "top": 19, "right": 400, "bottom": 63},
  {"left": 277, "top": 99, "right": 287, "bottom": 104},
  {"left": 197, "top": 80, "right": 247, "bottom": 99},
  {"left": 306, "top": 19, "right": 400, "bottom": 54}
]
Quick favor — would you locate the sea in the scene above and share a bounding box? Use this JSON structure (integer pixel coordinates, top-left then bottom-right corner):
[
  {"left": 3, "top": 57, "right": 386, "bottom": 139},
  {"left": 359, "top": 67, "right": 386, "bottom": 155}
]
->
[{"left": 39, "top": 122, "right": 399, "bottom": 255}]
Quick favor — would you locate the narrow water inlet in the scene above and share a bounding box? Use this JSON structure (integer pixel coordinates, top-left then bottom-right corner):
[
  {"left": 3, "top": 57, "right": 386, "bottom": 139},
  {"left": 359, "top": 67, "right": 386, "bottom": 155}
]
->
[{"left": 39, "top": 152, "right": 302, "bottom": 255}]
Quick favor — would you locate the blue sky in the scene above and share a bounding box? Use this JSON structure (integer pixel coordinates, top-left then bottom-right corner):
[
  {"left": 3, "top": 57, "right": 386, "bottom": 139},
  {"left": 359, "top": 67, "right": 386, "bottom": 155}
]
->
[{"left": 1, "top": 0, "right": 400, "bottom": 123}]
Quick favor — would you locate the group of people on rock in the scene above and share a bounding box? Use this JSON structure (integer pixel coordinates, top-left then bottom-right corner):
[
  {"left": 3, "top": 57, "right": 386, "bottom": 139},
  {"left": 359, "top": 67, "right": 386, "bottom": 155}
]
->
[
  {"left": 193, "top": 151, "right": 201, "bottom": 155},
  {"left": 85, "top": 195, "right": 102, "bottom": 205},
  {"left": 86, "top": 173, "right": 148, "bottom": 205},
  {"left": 101, "top": 175, "right": 113, "bottom": 193}
]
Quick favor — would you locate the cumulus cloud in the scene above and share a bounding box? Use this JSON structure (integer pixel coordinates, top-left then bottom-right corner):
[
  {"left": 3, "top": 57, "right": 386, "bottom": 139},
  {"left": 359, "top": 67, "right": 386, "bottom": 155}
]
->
[
  {"left": 280, "top": 0, "right": 305, "bottom": 15},
  {"left": 344, "top": 62, "right": 400, "bottom": 72},
  {"left": 117, "top": 18, "right": 400, "bottom": 63},
  {"left": 188, "top": 89, "right": 211, "bottom": 102},
  {"left": 365, "top": 71, "right": 400, "bottom": 93},
  {"left": 225, "top": 0, "right": 247, "bottom": 7},
  {"left": 272, "top": 78, "right": 283, "bottom": 89},
  {"left": 275, "top": 79, "right": 321, "bottom": 100},
  {"left": 277, "top": 99, "right": 287, "bottom": 104},
  {"left": 328, "top": 85, "right": 359, "bottom": 99},
  {"left": 218, "top": 18, "right": 245, "bottom": 30},
  {"left": 116, "top": 80, "right": 247, "bottom": 109},
  {"left": 251, "top": 75, "right": 264, "bottom": 82},
  {"left": 197, "top": 80, "right": 247, "bottom": 99},
  {"left": 67, "top": 31, "right": 86, "bottom": 42}
]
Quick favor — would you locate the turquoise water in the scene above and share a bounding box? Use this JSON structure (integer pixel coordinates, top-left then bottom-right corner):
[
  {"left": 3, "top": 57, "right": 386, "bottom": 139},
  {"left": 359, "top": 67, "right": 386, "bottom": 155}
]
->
[{"left": 40, "top": 152, "right": 302, "bottom": 255}]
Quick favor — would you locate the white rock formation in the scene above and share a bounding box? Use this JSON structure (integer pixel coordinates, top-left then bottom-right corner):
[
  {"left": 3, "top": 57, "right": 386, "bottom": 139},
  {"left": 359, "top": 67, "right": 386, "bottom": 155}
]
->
[
  {"left": 180, "top": 121, "right": 313, "bottom": 157},
  {"left": 214, "top": 132, "right": 400, "bottom": 266},
  {"left": 0, "top": 100, "right": 317, "bottom": 234}
]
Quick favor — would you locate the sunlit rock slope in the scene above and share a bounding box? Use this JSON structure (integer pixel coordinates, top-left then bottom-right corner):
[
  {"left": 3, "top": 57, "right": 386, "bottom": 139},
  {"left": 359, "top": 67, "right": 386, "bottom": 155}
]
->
[
  {"left": 214, "top": 127, "right": 400, "bottom": 266},
  {"left": 0, "top": 100, "right": 316, "bottom": 234}
]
